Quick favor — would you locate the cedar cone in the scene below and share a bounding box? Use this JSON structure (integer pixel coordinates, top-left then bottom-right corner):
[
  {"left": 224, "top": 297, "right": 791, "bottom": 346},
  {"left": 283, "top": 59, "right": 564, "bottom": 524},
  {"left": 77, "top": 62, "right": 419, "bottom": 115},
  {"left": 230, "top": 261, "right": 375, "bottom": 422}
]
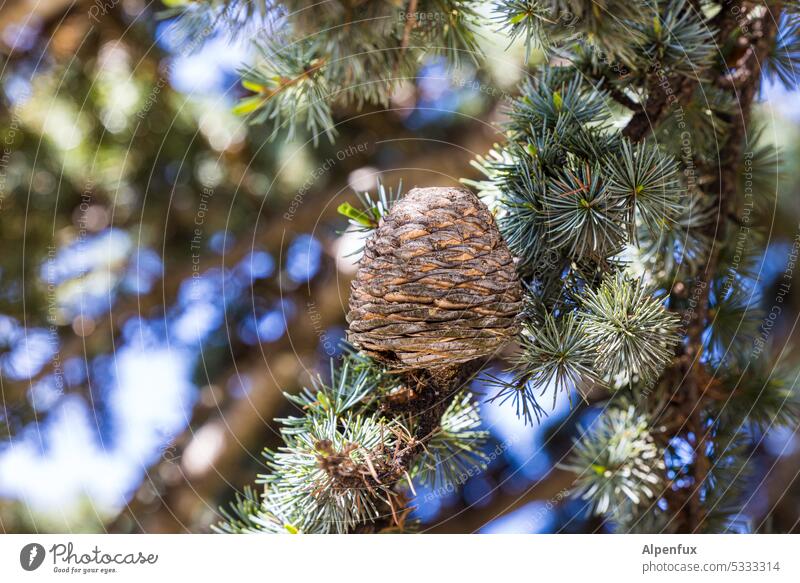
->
[{"left": 347, "top": 186, "right": 523, "bottom": 370}]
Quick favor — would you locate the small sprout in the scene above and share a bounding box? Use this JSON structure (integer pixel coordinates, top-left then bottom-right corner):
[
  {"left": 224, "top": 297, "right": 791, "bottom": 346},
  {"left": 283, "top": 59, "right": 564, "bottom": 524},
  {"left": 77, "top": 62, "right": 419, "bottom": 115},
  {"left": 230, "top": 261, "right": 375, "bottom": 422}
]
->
[
  {"left": 553, "top": 90, "right": 563, "bottom": 112},
  {"left": 338, "top": 202, "right": 377, "bottom": 228}
]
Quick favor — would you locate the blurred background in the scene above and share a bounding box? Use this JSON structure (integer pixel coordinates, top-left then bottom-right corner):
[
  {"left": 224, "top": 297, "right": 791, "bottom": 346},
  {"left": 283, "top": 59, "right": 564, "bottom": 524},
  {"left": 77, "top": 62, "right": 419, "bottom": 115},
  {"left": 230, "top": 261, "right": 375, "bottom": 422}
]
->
[{"left": 1, "top": 0, "right": 799, "bottom": 534}]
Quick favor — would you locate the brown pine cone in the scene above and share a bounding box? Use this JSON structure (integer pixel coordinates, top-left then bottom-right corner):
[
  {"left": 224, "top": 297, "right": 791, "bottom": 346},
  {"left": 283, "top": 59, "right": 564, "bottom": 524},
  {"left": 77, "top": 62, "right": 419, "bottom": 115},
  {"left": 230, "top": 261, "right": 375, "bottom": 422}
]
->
[{"left": 347, "top": 186, "right": 523, "bottom": 370}]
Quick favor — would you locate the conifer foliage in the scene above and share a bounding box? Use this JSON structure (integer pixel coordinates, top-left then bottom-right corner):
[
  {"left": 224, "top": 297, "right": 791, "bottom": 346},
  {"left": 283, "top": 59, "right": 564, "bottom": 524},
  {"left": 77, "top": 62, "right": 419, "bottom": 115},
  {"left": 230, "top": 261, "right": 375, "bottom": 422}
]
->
[{"left": 169, "top": 0, "right": 800, "bottom": 533}]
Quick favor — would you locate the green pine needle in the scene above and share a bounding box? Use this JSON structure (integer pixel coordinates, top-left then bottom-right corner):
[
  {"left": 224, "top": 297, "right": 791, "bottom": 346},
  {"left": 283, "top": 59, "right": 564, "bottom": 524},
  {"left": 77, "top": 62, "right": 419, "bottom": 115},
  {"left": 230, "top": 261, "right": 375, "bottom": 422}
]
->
[
  {"left": 561, "top": 405, "right": 665, "bottom": 516},
  {"left": 581, "top": 274, "right": 680, "bottom": 384}
]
